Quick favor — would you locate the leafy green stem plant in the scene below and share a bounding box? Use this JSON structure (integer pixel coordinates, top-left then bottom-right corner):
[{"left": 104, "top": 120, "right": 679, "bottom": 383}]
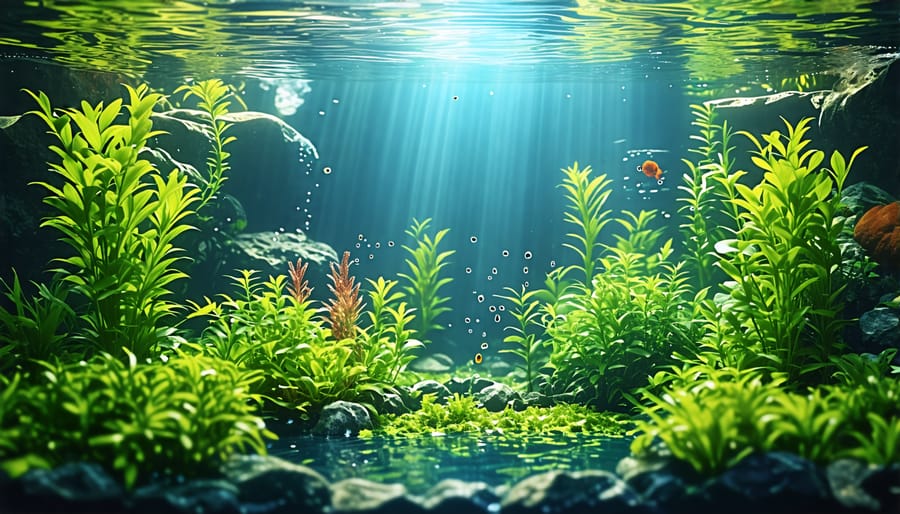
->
[
  {"left": 398, "top": 218, "right": 455, "bottom": 344},
  {"left": 496, "top": 285, "right": 547, "bottom": 393}
]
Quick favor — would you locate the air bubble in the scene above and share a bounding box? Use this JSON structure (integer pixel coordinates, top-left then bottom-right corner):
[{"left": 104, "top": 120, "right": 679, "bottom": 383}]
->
[
  {"left": 523, "top": 266, "right": 529, "bottom": 274},
  {"left": 524, "top": 250, "right": 532, "bottom": 260},
  {"left": 491, "top": 267, "right": 498, "bottom": 275},
  {"left": 481, "top": 342, "right": 489, "bottom": 350},
  {"left": 388, "top": 240, "right": 395, "bottom": 247},
  {"left": 487, "top": 275, "right": 493, "bottom": 281},
  {"left": 323, "top": 167, "right": 332, "bottom": 175},
  {"left": 498, "top": 305, "right": 505, "bottom": 311},
  {"left": 489, "top": 305, "right": 497, "bottom": 312},
  {"left": 470, "top": 236, "right": 478, "bottom": 243},
  {"left": 502, "top": 250, "right": 509, "bottom": 257},
  {"left": 550, "top": 260, "right": 556, "bottom": 268},
  {"left": 465, "top": 267, "right": 472, "bottom": 274},
  {"left": 477, "top": 294, "right": 485, "bottom": 303},
  {"left": 465, "top": 317, "right": 471, "bottom": 324},
  {"left": 358, "top": 234, "right": 364, "bottom": 241},
  {"left": 494, "top": 314, "right": 501, "bottom": 323},
  {"left": 467, "top": 328, "right": 473, "bottom": 334},
  {"left": 355, "top": 243, "right": 361, "bottom": 249},
  {"left": 368, "top": 254, "right": 374, "bottom": 260}
]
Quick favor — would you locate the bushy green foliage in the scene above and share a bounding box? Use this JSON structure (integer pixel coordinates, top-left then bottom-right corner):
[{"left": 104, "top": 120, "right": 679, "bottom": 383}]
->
[
  {"left": 189, "top": 270, "right": 374, "bottom": 414},
  {"left": 367, "top": 394, "right": 628, "bottom": 437},
  {"left": 24, "top": 84, "right": 198, "bottom": 360},
  {"left": 544, "top": 203, "right": 700, "bottom": 410},
  {"left": 632, "top": 365, "right": 900, "bottom": 475},
  {"left": 0, "top": 272, "right": 75, "bottom": 371},
  {"left": 701, "top": 118, "right": 865, "bottom": 380},
  {"left": 399, "top": 218, "right": 455, "bottom": 343},
  {"left": 559, "top": 162, "right": 612, "bottom": 283},
  {"left": 361, "top": 277, "right": 423, "bottom": 385},
  {"left": 0, "top": 351, "right": 274, "bottom": 489}
]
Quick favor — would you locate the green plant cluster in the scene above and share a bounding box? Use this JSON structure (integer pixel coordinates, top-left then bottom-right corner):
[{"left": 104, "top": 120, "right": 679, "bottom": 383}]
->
[
  {"left": 366, "top": 394, "right": 628, "bottom": 438},
  {"left": 399, "top": 217, "right": 455, "bottom": 343},
  {"left": 0, "top": 351, "right": 273, "bottom": 488},
  {"left": 537, "top": 164, "right": 701, "bottom": 410},
  {"left": 632, "top": 357, "right": 900, "bottom": 475}
]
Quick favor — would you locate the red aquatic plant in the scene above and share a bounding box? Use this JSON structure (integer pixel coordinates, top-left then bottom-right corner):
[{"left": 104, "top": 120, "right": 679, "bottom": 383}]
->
[
  {"left": 854, "top": 202, "right": 900, "bottom": 270},
  {"left": 326, "top": 251, "right": 364, "bottom": 341},
  {"left": 287, "top": 258, "right": 312, "bottom": 304}
]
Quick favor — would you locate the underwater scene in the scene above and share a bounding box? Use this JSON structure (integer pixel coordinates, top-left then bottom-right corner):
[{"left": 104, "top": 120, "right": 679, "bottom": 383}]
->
[{"left": 0, "top": 1, "right": 899, "bottom": 513}]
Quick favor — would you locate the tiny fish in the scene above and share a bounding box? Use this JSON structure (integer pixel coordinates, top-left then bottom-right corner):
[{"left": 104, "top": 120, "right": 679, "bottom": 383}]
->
[
  {"left": 474, "top": 353, "right": 483, "bottom": 364},
  {"left": 637, "top": 160, "right": 665, "bottom": 185}
]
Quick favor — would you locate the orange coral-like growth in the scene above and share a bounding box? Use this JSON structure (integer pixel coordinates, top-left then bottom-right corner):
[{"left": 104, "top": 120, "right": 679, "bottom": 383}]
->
[
  {"left": 287, "top": 258, "right": 312, "bottom": 304},
  {"left": 326, "top": 251, "right": 363, "bottom": 341},
  {"left": 854, "top": 201, "right": 900, "bottom": 269}
]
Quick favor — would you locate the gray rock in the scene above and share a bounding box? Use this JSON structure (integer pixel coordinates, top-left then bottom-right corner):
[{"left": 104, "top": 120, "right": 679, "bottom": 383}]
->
[
  {"left": 312, "top": 401, "right": 373, "bottom": 437},
  {"left": 445, "top": 376, "right": 495, "bottom": 395},
  {"left": 221, "top": 454, "right": 331, "bottom": 513},
  {"left": 476, "top": 383, "right": 519, "bottom": 412},
  {"left": 19, "top": 462, "right": 123, "bottom": 511},
  {"left": 416, "top": 479, "right": 500, "bottom": 513},
  {"left": 410, "top": 380, "right": 453, "bottom": 403},
  {"left": 841, "top": 182, "right": 896, "bottom": 218},
  {"left": 132, "top": 479, "right": 241, "bottom": 514},
  {"left": 522, "top": 391, "right": 552, "bottom": 408},
  {"left": 501, "top": 469, "right": 643, "bottom": 514},
  {"left": 703, "top": 452, "right": 835, "bottom": 513},
  {"left": 859, "top": 307, "right": 900, "bottom": 339},
  {"left": 231, "top": 231, "right": 337, "bottom": 269},
  {"left": 330, "top": 478, "right": 418, "bottom": 513},
  {"left": 827, "top": 458, "right": 882, "bottom": 511},
  {"left": 408, "top": 353, "right": 454, "bottom": 373}
]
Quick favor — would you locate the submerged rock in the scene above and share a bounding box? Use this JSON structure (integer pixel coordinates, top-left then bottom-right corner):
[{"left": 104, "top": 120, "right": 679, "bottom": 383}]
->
[
  {"left": 14, "top": 462, "right": 124, "bottom": 512},
  {"left": 827, "top": 459, "right": 883, "bottom": 511},
  {"left": 312, "top": 401, "right": 373, "bottom": 437},
  {"left": 445, "top": 376, "right": 495, "bottom": 396},
  {"left": 330, "top": 478, "right": 415, "bottom": 513},
  {"left": 501, "top": 470, "right": 643, "bottom": 514},
  {"left": 410, "top": 380, "right": 453, "bottom": 403},
  {"left": 132, "top": 479, "right": 241, "bottom": 514},
  {"left": 221, "top": 454, "right": 331, "bottom": 514},
  {"left": 477, "top": 383, "right": 519, "bottom": 412},
  {"left": 416, "top": 479, "right": 500, "bottom": 513}
]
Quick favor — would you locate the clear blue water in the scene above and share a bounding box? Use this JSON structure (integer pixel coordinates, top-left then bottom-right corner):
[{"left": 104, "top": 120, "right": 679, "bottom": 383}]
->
[{"left": 267, "top": 432, "right": 632, "bottom": 494}]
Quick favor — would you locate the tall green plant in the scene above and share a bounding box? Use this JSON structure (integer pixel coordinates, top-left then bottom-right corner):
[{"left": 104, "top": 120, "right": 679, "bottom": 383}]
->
[
  {"left": 398, "top": 218, "right": 454, "bottom": 343},
  {"left": 496, "top": 286, "right": 546, "bottom": 393},
  {"left": 559, "top": 162, "right": 612, "bottom": 284},
  {"left": 362, "top": 277, "right": 422, "bottom": 385},
  {"left": 26, "top": 84, "right": 198, "bottom": 359},
  {"left": 173, "top": 79, "right": 238, "bottom": 214},
  {"left": 677, "top": 104, "right": 738, "bottom": 289},
  {"left": 709, "top": 117, "right": 865, "bottom": 380}
]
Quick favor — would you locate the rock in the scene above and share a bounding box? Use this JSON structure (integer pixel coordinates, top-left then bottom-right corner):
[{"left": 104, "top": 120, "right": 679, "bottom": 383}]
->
[
  {"left": 221, "top": 454, "right": 331, "bottom": 513},
  {"left": 521, "top": 391, "right": 552, "bottom": 408},
  {"left": 312, "top": 401, "right": 373, "bottom": 437},
  {"left": 230, "top": 231, "right": 337, "bottom": 269},
  {"left": 410, "top": 380, "right": 453, "bottom": 403},
  {"left": 131, "top": 479, "right": 241, "bottom": 514},
  {"left": 17, "top": 462, "right": 124, "bottom": 513},
  {"left": 859, "top": 307, "right": 900, "bottom": 352},
  {"left": 476, "top": 383, "right": 519, "bottom": 412},
  {"left": 615, "top": 449, "right": 702, "bottom": 511},
  {"left": 703, "top": 452, "right": 835, "bottom": 514},
  {"left": 501, "top": 470, "right": 644, "bottom": 514},
  {"left": 853, "top": 202, "right": 900, "bottom": 270},
  {"left": 416, "top": 479, "right": 500, "bottom": 513},
  {"left": 330, "top": 478, "right": 419, "bottom": 513},
  {"left": 841, "top": 182, "right": 896, "bottom": 218},
  {"left": 445, "top": 376, "right": 495, "bottom": 396},
  {"left": 408, "top": 353, "right": 454, "bottom": 373},
  {"left": 859, "top": 462, "right": 900, "bottom": 513},
  {"left": 827, "top": 458, "right": 883, "bottom": 511}
]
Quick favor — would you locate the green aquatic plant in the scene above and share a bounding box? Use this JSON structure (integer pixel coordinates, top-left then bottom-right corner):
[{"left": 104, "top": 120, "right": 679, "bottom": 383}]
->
[
  {"left": 545, "top": 205, "right": 698, "bottom": 410},
  {"left": 632, "top": 364, "right": 900, "bottom": 474},
  {"left": 496, "top": 285, "right": 547, "bottom": 393},
  {"left": 677, "top": 103, "right": 737, "bottom": 290},
  {"left": 26, "top": 84, "right": 198, "bottom": 360},
  {"left": 173, "top": 79, "right": 238, "bottom": 214},
  {"left": 0, "top": 351, "right": 274, "bottom": 489},
  {"left": 559, "top": 162, "right": 613, "bottom": 284},
  {"left": 362, "top": 277, "right": 422, "bottom": 385},
  {"left": 367, "top": 393, "right": 628, "bottom": 438},
  {"left": 0, "top": 272, "right": 75, "bottom": 371},
  {"left": 398, "top": 218, "right": 455, "bottom": 344},
  {"left": 706, "top": 117, "right": 865, "bottom": 380}
]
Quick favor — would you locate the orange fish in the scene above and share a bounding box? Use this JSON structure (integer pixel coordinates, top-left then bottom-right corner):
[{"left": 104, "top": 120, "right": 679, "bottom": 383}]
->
[
  {"left": 474, "top": 353, "right": 483, "bottom": 364},
  {"left": 637, "top": 160, "right": 664, "bottom": 185}
]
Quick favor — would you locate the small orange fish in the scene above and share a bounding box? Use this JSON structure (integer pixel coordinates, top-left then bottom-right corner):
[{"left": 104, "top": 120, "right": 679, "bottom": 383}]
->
[
  {"left": 637, "top": 160, "right": 664, "bottom": 185},
  {"left": 474, "top": 353, "right": 483, "bottom": 364}
]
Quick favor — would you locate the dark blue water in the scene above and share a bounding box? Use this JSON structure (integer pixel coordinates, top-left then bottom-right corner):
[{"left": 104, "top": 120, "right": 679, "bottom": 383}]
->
[{"left": 267, "top": 432, "right": 633, "bottom": 494}]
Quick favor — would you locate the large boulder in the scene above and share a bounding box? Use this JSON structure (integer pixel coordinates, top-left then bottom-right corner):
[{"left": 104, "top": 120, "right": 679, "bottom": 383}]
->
[{"left": 312, "top": 401, "right": 373, "bottom": 437}]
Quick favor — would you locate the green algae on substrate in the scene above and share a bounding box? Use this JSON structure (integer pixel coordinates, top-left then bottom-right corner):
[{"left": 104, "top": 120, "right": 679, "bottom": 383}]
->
[{"left": 361, "top": 394, "right": 631, "bottom": 438}]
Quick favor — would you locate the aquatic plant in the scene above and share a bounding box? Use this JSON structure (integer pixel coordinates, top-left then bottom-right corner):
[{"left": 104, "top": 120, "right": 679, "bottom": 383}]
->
[
  {"left": 361, "top": 277, "right": 422, "bottom": 385},
  {"left": 0, "top": 351, "right": 273, "bottom": 489},
  {"left": 703, "top": 117, "right": 865, "bottom": 380},
  {"left": 25, "top": 84, "right": 197, "bottom": 360},
  {"left": 398, "top": 218, "right": 455, "bottom": 344},
  {"left": 0, "top": 272, "right": 75, "bottom": 371},
  {"left": 677, "top": 103, "right": 737, "bottom": 290},
  {"left": 559, "top": 162, "right": 612, "bottom": 284},
  {"left": 287, "top": 257, "right": 313, "bottom": 304},
  {"left": 496, "top": 286, "right": 547, "bottom": 393},
  {"left": 632, "top": 365, "right": 900, "bottom": 474},
  {"left": 326, "top": 251, "right": 364, "bottom": 344},
  {"left": 173, "top": 79, "right": 240, "bottom": 214},
  {"left": 545, "top": 202, "right": 698, "bottom": 410},
  {"left": 367, "top": 393, "right": 628, "bottom": 438}
]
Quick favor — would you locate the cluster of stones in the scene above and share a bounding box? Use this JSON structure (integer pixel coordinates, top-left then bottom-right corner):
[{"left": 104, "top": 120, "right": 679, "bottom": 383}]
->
[{"left": 3, "top": 448, "right": 897, "bottom": 513}]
